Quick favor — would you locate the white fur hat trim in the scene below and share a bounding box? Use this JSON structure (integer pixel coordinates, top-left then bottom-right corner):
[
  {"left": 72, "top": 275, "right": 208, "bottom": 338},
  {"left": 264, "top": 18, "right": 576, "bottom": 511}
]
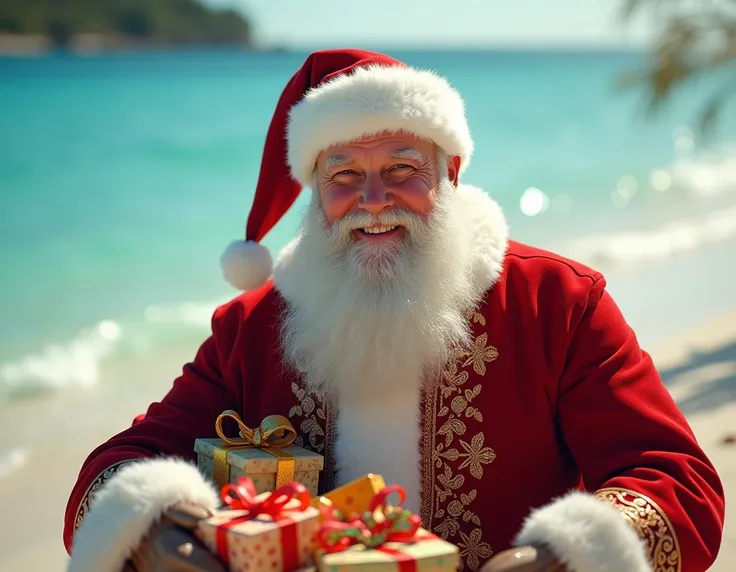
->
[{"left": 287, "top": 64, "right": 473, "bottom": 187}]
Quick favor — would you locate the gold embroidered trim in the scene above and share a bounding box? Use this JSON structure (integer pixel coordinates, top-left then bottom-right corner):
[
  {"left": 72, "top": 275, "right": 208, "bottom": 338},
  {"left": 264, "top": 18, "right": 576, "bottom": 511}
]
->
[
  {"left": 321, "top": 393, "right": 337, "bottom": 493},
  {"left": 595, "top": 487, "right": 681, "bottom": 572},
  {"left": 421, "top": 306, "right": 497, "bottom": 571},
  {"left": 74, "top": 459, "right": 136, "bottom": 532},
  {"left": 289, "top": 381, "right": 336, "bottom": 493},
  {"left": 289, "top": 381, "right": 326, "bottom": 452}
]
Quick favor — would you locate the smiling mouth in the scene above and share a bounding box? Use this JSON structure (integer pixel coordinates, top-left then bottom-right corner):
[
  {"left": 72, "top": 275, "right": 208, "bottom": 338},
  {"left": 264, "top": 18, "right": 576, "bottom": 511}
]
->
[{"left": 359, "top": 225, "right": 399, "bottom": 235}]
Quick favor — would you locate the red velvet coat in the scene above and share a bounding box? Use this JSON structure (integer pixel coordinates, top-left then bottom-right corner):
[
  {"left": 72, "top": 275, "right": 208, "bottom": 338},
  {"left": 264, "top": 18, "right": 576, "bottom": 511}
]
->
[{"left": 64, "top": 240, "right": 725, "bottom": 572}]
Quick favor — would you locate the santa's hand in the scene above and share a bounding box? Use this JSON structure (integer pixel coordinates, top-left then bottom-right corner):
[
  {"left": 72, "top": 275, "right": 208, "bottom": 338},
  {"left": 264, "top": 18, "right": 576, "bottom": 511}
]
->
[
  {"left": 123, "top": 502, "right": 227, "bottom": 572},
  {"left": 479, "top": 544, "right": 566, "bottom": 572}
]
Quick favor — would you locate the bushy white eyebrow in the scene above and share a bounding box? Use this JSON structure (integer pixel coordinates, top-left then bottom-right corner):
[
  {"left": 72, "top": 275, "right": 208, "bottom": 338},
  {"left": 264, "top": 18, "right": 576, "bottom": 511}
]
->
[
  {"left": 322, "top": 147, "right": 426, "bottom": 172},
  {"left": 324, "top": 154, "right": 353, "bottom": 170},
  {"left": 389, "top": 147, "right": 428, "bottom": 162}
]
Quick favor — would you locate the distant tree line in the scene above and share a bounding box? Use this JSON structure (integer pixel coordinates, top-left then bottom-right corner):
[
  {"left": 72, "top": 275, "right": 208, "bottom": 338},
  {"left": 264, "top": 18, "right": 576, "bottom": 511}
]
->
[{"left": 0, "top": 0, "right": 253, "bottom": 48}]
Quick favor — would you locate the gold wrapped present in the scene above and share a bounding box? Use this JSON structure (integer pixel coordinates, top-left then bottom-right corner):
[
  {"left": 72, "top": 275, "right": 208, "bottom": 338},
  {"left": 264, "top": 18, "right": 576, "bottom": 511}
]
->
[
  {"left": 312, "top": 473, "right": 386, "bottom": 516},
  {"left": 195, "top": 410, "right": 324, "bottom": 495}
]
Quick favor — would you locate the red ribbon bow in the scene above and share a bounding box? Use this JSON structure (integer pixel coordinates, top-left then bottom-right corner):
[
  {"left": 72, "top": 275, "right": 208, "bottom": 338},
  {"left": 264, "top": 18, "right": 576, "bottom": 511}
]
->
[
  {"left": 220, "top": 476, "right": 311, "bottom": 517},
  {"left": 317, "top": 484, "right": 422, "bottom": 553}
]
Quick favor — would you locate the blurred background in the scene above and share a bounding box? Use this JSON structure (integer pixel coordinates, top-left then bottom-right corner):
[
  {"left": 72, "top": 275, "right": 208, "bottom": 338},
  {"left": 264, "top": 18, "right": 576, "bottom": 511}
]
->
[{"left": 1, "top": 1, "right": 735, "bottom": 570}]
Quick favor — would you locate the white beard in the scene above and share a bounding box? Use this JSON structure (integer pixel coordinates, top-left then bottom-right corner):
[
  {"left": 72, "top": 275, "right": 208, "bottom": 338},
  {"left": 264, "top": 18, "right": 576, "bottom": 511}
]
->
[
  {"left": 279, "top": 177, "right": 484, "bottom": 401},
  {"left": 273, "top": 179, "right": 508, "bottom": 510}
]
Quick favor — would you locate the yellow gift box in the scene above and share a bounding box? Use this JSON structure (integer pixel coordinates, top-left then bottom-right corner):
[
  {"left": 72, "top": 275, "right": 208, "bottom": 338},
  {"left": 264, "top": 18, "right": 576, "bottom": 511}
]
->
[
  {"left": 195, "top": 410, "right": 324, "bottom": 495},
  {"left": 316, "top": 528, "right": 459, "bottom": 571},
  {"left": 312, "top": 473, "right": 386, "bottom": 516}
]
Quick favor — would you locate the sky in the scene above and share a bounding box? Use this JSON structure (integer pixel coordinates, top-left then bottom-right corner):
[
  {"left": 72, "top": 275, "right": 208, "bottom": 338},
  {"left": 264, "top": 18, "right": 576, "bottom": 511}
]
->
[{"left": 203, "top": 0, "right": 658, "bottom": 49}]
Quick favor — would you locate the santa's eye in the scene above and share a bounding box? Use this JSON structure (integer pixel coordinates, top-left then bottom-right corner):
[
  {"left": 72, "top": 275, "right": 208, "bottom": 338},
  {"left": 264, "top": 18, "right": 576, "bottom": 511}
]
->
[{"left": 333, "top": 168, "right": 364, "bottom": 179}]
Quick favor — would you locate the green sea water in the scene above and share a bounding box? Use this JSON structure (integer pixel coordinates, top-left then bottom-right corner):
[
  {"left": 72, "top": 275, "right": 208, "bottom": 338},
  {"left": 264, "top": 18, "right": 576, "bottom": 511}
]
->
[{"left": 2, "top": 48, "right": 736, "bottom": 397}]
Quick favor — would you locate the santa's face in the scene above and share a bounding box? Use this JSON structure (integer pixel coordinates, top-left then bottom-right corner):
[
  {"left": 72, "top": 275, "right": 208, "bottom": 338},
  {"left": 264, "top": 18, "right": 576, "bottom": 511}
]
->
[
  {"left": 313, "top": 133, "right": 461, "bottom": 281},
  {"left": 279, "top": 133, "right": 480, "bottom": 399}
]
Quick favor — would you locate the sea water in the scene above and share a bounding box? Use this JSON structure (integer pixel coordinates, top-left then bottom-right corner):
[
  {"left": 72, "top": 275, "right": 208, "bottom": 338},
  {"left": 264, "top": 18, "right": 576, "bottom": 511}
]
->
[{"left": 1, "top": 49, "right": 735, "bottom": 474}]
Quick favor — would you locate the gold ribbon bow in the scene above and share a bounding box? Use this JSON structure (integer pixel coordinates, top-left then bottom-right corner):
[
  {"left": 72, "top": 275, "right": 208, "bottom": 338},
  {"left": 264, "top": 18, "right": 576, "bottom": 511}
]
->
[{"left": 213, "top": 410, "right": 298, "bottom": 489}]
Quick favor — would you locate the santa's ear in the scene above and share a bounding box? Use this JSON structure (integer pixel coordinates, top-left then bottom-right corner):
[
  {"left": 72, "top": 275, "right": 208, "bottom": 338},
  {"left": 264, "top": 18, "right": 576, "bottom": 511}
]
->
[{"left": 447, "top": 155, "right": 461, "bottom": 186}]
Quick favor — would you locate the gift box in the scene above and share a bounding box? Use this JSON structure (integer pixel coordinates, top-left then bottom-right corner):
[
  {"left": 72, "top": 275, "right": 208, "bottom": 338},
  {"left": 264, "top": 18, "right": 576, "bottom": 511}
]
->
[
  {"left": 195, "top": 410, "right": 324, "bottom": 495},
  {"left": 316, "top": 528, "right": 459, "bottom": 572},
  {"left": 196, "top": 477, "right": 321, "bottom": 572},
  {"left": 312, "top": 473, "right": 386, "bottom": 516},
  {"left": 315, "top": 484, "right": 459, "bottom": 572}
]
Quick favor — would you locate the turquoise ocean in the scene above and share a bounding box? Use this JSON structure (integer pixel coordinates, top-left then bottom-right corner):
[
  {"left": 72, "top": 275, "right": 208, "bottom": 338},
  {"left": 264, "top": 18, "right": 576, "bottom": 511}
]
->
[{"left": 1, "top": 49, "right": 736, "bottom": 479}]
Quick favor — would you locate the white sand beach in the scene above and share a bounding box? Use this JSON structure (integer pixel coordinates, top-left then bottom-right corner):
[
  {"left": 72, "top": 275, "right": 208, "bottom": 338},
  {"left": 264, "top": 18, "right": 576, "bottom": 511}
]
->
[
  {"left": 653, "top": 310, "right": 736, "bottom": 571},
  {"left": 0, "top": 311, "right": 733, "bottom": 571}
]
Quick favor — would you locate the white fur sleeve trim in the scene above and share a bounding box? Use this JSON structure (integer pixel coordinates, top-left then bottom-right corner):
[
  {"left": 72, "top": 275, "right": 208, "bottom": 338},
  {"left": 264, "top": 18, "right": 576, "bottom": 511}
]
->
[
  {"left": 68, "top": 457, "right": 220, "bottom": 572},
  {"left": 514, "top": 491, "right": 651, "bottom": 572}
]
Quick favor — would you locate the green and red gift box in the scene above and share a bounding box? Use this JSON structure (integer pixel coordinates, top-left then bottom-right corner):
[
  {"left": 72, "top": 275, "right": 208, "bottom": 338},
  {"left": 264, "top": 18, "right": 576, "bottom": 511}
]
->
[{"left": 196, "top": 474, "right": 459, "bottom": 572}]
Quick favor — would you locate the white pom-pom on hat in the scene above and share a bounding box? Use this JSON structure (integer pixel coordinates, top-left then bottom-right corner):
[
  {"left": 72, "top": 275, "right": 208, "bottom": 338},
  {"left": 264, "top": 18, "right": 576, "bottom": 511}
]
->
[{"left": 220, "top": 240, "right": 273, "bottom": 291}]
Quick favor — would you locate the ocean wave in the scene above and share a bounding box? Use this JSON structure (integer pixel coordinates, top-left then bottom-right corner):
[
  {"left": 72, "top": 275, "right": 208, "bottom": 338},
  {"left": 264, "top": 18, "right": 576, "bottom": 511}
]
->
[
  {"left": 660, "top": 134, "right": 736, "bottom": 198},
  {"left": 0, "top": 320, "right": 122, "bottom": 397},
  {"left": 564, "top": 204, "right": 736, "bottom": 267},
  {"left": 143, "top": 299, "right": 226, "bottom": 327},
  {"left": 0, "top": 299, "right": 227, "bottom": 399}
]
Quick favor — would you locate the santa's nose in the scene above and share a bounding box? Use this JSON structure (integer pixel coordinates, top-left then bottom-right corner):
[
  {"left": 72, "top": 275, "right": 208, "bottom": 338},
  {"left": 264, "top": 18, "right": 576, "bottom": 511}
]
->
[{"left": 358, "top": 179, "right": 394, "bottom": 214}]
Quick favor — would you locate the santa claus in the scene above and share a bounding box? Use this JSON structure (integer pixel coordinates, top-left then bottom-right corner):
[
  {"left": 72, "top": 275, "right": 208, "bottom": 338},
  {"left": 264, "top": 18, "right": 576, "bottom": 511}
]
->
[{"left": 65, "top": 49, "right": 724, "bottom": 572}]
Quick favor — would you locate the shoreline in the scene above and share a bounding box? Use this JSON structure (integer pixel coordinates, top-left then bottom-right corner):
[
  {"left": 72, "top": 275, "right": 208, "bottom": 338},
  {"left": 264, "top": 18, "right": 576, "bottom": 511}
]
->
[
  {"left": 0, "top": 34, "right": 650, "bottom": 57},
  {"left": 0, "top": 310, "right": 733, "bottom": 571},
  {"left": 0, "top": 32, "right": 262, "bottom": 57}
]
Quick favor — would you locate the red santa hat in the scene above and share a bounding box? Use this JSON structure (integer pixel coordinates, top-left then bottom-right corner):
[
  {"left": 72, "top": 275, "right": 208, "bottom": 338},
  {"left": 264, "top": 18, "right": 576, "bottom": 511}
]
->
[{"left": 221, "top": 48, "right": 474, "bottom": 291}]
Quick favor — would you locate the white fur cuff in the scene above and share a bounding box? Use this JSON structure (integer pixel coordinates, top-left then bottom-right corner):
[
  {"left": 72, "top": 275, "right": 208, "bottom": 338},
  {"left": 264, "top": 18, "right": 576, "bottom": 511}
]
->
[
  {"left": 68, "top": 458, "right": 220, "bottom": 572},
  {"left": 515, "top": 491, "right": 651, "bottom": 572}
]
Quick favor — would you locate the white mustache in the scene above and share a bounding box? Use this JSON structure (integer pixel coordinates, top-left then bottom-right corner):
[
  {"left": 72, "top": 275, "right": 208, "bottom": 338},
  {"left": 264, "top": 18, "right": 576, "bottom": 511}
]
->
[{"left": 331, "top": 208, "right": 425, "bottom": 236}]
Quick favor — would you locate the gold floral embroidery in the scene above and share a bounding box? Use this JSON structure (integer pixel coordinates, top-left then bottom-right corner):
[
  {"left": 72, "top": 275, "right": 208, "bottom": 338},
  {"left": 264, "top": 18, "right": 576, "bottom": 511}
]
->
[
  {"left": 595, "top": 487, "right": 681, "bottom": 572},
  {"left": 458, "top": 528, "right": 494, "bottom": 571},
  {"left": 451, "top": 383, "right": 483, "bottom": 422},
  {"left": 448, "top": 490, "right": 482, "bottom": 526},
  {"left": 290, "top": 381, "right": 326, "bottom": 451},
  {"left": 289, "top": 380, "right": 336, "bottom": 493},
  {"left": 440, "top": 362, "right": 469, "bottom": 399},
  {"left": 421, "top": 308, "right": 498, "bottom": 571},
  {"left": 458, "top": 433, "right": 496, "bottom": 479},
  {"left": 470, "top": 312, "right": 486, "bottom": 327},
  {"left": 74, "top": 459, "right": 135, "bottom": 532},
  {"left": 461, "top": 333, "right": 499, "bottom": 376},
  {"left": 288, "top": 386, "right": 315, "bottom": 418}
]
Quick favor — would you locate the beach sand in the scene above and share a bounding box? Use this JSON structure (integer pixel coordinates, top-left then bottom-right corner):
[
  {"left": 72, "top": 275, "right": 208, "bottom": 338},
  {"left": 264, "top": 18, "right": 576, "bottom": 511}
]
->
[
  {"left": 652, "top": 310, "right": 736, "bottom": 571},
  {"left": 0, "top": 313, "right": 733, "bottom": 571}
]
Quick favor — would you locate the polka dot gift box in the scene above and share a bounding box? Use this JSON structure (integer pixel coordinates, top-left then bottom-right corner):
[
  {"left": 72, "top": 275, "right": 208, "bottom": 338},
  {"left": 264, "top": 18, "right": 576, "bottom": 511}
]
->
[{"left": 196, "top": 477, "right": 321, "bottom": 572}]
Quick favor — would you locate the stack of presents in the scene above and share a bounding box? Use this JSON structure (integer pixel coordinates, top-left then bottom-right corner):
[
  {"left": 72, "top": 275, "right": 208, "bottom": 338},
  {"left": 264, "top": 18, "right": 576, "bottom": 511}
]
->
[{"left": 192, "top": 410, "right": 460, "bottom": 571}]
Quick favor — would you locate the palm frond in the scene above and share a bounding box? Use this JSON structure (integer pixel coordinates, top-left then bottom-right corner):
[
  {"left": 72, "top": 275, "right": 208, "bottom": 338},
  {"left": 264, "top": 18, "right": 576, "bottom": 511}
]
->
[{"left": 619, "top": 6, "right": 736, "bottom": 135}]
